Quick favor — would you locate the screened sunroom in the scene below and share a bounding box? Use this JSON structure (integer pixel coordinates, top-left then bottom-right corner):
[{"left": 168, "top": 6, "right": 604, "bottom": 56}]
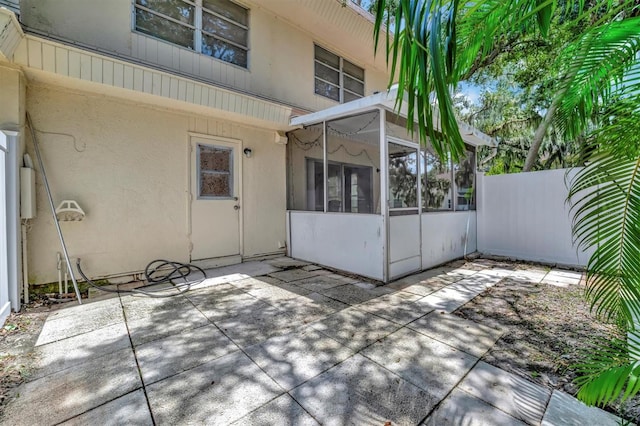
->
[{"left": 286, "top": 88, "right": 495, "bottom": 282}]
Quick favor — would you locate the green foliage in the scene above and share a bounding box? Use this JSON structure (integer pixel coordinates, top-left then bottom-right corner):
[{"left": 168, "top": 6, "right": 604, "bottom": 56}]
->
[
  {"left": 554, "top": 17, "right": 640, "bottom": 142},
  {"left": 375, "top": 0, "right": 640, "bottom": 409},
  {"left": 570, "top": 151, "right": 640, "bottom": 325},
  {"left": 574, "top": 332, "right": 640, "bottom": 406}
]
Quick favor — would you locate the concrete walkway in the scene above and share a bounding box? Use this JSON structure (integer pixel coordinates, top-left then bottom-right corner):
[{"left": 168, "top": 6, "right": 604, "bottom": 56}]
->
[{"left": 1, "top": 257, "right": 624, "bottom": 425}]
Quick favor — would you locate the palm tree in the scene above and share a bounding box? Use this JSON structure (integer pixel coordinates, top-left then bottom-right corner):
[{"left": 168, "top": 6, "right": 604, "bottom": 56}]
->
[{"left": 373, "top": 0, "right": 640, "bottom": 406}]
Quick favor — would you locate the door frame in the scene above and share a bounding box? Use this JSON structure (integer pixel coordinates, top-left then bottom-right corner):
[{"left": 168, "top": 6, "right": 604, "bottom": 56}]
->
[
  {"left": 384, "top": 135, "right": 423, "bottom": 280},
  {"left": 187, "top": 132, "right": 243, "bottom": 261}
]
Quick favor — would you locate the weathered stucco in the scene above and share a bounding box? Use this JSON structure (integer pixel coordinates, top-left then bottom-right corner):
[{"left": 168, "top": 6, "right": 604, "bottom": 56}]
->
[{"left": 26, "top": 84, "right": 285, "bottom": 284}]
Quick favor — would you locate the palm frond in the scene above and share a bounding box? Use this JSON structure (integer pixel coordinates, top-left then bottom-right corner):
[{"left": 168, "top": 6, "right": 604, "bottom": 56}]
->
[
  {"left": 374, "top": 0, "right": 550, "bottom": 160},
  {"left": 372, "top": 0, "right": 613, "bottom": 162},
  {"left": 554, "top": 17, "right": 640, "bottom": 141},
  {"left": 569, "top": 143, "right": 640, "bottom": 326},
  {"left": 574, "top": 331, "right": 640, "bottom": 406}
]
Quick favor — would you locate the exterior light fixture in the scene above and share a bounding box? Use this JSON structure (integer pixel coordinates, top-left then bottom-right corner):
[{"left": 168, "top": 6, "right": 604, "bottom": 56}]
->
[{"left": 243, "top": 148, "right": 253, "bottom": 158}]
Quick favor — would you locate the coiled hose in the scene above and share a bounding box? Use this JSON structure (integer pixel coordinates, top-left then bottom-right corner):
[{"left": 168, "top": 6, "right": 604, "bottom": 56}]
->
[{"left": 76, "top": 258, "right": 206, "bottom": 297}]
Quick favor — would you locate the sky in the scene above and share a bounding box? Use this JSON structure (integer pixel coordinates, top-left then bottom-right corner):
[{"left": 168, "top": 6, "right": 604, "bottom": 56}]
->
[{"left": 457, "top": 82, "right": 482, "bottom": 105}]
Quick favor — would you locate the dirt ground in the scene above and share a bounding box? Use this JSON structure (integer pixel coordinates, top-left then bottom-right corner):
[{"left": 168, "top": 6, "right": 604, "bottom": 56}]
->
[
  {"left": 0, "top": 301, "right": 49, "bottom": 414},
  {"left": 455, "top": 263, "right": 640, "bottom": 424}
]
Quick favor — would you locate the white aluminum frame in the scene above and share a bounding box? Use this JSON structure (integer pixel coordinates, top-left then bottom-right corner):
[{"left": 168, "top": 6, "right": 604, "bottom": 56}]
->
[
  {"left": 132, "top": 0, "right": 250, "bottom": 68},
  {"left": 288, "top": 90, "right": 495, "bottom": 282},
  {"left": 313, "top": 44, "right": 365, "bottom": 103},
  {"left": 0, "top": 130, "right": 20, "bottom": 320}
]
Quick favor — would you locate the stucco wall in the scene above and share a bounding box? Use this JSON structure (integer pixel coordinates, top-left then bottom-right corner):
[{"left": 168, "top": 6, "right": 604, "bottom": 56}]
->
[
  {"left": 0, "top": 65, "right": 24, "bottom": 130},
  {"left": 26, "top": 84, "right": 285, "bottom": 284},
  {"left": 20, "top": 0, "right": 390, "bottom": 113}
]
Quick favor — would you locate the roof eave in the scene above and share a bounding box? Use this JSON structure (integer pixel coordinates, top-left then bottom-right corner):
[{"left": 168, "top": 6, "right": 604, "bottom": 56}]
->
[{"left": 289, "top": 87, "right": 496, "bottom": 147}]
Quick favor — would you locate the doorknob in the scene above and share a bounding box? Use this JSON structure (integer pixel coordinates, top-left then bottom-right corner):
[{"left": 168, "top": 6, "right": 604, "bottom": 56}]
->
[{"left": 234, "top": 205, "right": 240, "bottom": 210}]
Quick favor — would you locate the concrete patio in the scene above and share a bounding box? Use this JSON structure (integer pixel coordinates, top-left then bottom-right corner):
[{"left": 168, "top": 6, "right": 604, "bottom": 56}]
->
[{"left": 1, "top": 257, "right": 624, "bottom": 425}]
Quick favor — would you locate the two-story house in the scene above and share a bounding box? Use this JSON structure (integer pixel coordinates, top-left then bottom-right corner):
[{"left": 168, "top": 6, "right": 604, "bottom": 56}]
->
[{"left": 0, "top": 0, "right": 493, "bottom": 320}]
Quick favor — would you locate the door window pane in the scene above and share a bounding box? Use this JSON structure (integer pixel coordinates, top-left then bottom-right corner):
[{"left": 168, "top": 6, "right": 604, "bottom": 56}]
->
[
  {"left": 199, "top": 144, "right": 233, "bottom": 198},
  {"left": 388, "top": 142, "right": 418, "bottom": 209},
  {"left": 302, "top": 160, "right": 374, "bottom": 213},
  {"left": 344, "top": 165, "right": 373, "bottom": 213}
]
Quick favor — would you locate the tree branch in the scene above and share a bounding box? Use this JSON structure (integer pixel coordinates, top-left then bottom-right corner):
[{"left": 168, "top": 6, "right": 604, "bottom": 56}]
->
[{"left": 487, "top": 116, "right": 540, "bottom": 136}]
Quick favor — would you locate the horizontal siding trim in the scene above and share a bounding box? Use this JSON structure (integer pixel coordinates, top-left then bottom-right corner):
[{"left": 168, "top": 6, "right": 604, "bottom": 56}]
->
[{"left": 13, "top": 34, "right": 292, "bottom": 128}]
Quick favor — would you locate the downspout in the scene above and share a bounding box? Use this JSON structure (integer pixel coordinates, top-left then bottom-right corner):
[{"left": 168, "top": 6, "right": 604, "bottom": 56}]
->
[{"left": 21, "top": 221, "right": 28, "bottom": 303}]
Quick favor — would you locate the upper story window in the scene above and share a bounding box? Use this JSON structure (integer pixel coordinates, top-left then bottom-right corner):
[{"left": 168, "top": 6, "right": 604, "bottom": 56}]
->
[
  {"left": 314, "top": 45, "right": 364, "bottom": 103},
  {"left": 134, "top": 0, "right": 249, "bottom": 68}
]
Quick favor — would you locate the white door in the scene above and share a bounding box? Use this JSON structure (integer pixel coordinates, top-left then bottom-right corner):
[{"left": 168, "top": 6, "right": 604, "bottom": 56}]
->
[
  {"left": 387, "top": 138, "right": 422, "bottom": 279},
  {"left": 190, "top": 136, "right": 241, "bottom": 261}
]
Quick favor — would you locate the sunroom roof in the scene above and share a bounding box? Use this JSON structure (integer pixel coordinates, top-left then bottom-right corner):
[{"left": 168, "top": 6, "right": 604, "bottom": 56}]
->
[{"left": 290, "top": 86, "right": 497, "bottom": 147}]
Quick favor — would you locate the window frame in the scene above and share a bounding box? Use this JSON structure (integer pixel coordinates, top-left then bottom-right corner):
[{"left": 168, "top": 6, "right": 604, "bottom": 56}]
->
[
  {"left": 314, "top": 44, "right": 365, "bottom": 103},
  {"left": 387, "top": 138, "right": 420, "bottom": 213},
  {"left": 196, "top": 143, "right": 235, "bottom": 200},
  {"left": 133, "top": 0, "right": 250, "bottom": 69}
]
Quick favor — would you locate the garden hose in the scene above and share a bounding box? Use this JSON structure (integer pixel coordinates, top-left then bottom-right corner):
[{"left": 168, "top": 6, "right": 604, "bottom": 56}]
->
[{"left": 76, "top": 258, "right": 206, "bottom": 298}]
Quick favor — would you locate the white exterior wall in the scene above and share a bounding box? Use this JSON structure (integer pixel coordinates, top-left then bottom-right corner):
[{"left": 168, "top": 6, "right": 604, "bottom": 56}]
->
[
  {"left": 389, "top": 214, "right": 421, "bottom": 279},
  {"left": 477, "top": 169, "right": 590, "bottom": 266},
  {"left": 26, "top": 85, "right": 286, "bottom": 284},
  {"left": 422, "top": 211, "right": 477, "bottom": 270},
  {"left": 19, "top": 0, "right": 390, "bottom": 113},
  {"left": 288, "top": 211, "right": 384, "bottom": 281}
]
